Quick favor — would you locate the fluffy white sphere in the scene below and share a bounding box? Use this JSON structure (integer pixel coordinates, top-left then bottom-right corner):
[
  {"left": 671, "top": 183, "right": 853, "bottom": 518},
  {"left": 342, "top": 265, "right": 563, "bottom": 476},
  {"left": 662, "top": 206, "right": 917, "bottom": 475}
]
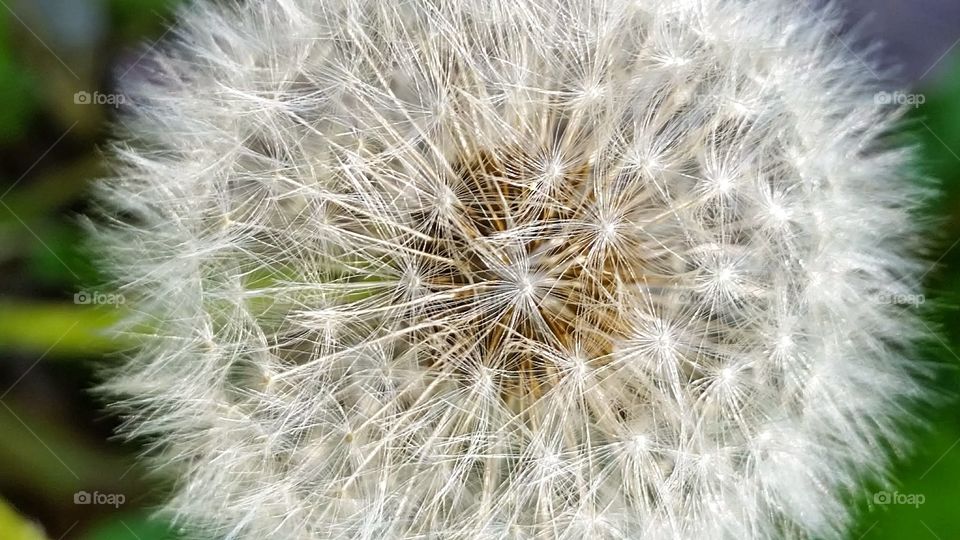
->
[{"left": 97, "top": 0, "right": 929, "bottom": 538}]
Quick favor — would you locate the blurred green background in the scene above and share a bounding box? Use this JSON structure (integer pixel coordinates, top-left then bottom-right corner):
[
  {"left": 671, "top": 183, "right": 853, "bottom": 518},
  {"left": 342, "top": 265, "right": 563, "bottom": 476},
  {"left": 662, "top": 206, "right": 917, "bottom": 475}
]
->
[{"left": 0, "top": 1, "right": 957, "bottom": 539}]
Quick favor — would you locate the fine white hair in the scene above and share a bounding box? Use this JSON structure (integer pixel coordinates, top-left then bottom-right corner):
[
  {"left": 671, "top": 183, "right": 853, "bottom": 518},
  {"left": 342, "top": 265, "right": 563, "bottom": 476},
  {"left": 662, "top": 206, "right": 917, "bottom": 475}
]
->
[{"left": 96, "top": 0, "right": 930, "bottom": 538}]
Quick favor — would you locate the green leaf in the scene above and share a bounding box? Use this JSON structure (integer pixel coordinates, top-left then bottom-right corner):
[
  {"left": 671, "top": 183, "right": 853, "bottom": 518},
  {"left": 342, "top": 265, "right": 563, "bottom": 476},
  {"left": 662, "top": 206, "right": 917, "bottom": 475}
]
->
[
  {"left": 0, "top": 301, "right": 124, "bottom": 356},
  {"left": 0, "top": 498, "right": 47, "bottom": 540},
  {"left": 82, "top": 513, "right": 182, "bottom": 540},
  {"left": 0, "top": 16, "right": 39, "bottom": 141}
]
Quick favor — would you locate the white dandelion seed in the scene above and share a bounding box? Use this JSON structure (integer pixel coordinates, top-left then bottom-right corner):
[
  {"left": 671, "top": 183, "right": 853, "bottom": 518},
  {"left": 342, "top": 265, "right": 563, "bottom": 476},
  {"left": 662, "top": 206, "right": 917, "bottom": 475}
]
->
[{"left": 95, "top": 0, "right": 931, "bottom": 538}]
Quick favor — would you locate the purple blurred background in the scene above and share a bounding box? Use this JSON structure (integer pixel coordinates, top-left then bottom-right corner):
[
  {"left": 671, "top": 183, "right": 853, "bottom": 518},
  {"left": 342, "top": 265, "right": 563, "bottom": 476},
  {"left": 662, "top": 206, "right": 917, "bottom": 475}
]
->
[{"left": 835, "top": 0, "right": 960, "bottom": 84}]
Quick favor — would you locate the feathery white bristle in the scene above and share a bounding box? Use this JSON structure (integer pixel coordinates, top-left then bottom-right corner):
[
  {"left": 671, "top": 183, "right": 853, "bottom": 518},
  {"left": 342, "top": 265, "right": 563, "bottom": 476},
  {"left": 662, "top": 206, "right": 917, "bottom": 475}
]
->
[{"left": 96, "top": 0, "right": 929, "bottom": 538}]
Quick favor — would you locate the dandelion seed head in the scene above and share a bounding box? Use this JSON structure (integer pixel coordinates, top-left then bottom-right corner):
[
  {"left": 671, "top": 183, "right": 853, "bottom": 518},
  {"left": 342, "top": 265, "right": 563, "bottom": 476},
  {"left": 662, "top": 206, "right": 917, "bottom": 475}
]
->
[{"left": 96, "top": 0, "right": 930, "bottom": 538}]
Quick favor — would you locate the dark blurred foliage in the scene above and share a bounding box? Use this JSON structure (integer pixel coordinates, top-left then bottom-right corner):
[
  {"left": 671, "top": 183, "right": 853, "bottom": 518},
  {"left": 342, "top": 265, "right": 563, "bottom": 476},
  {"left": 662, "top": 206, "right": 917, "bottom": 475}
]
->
[
  {"left": 0, "top": 2, "right": 187, "bottom": 538},
  {"left": 0, "top": 1, "right": 956, "bottom": 539}
]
